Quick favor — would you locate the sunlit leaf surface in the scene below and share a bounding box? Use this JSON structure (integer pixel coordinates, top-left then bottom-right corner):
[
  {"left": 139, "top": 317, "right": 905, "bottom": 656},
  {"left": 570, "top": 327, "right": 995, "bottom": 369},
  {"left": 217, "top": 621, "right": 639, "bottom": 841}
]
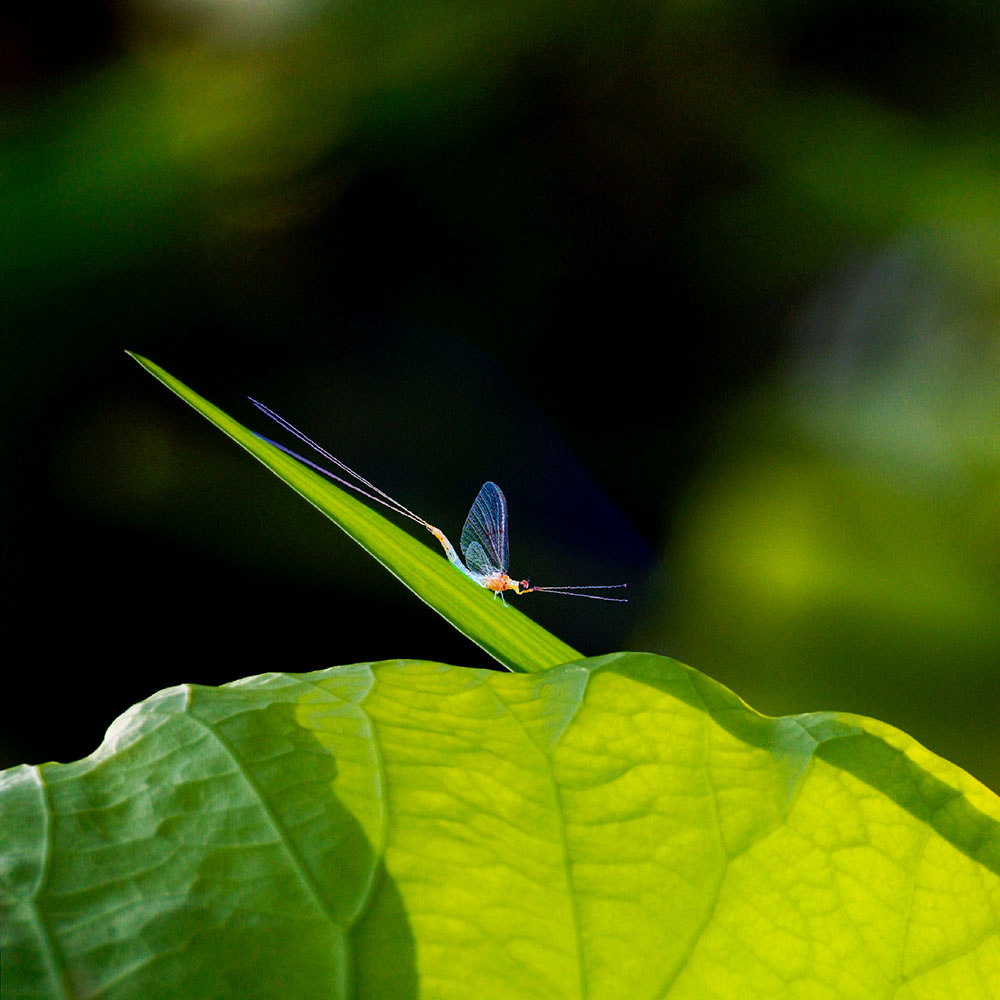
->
[
  {"left": 4, "top": 654, "right": 999, "bottom": 999},
  {"left": 126, "top": 353, "right": 580, "bottom": 674}
]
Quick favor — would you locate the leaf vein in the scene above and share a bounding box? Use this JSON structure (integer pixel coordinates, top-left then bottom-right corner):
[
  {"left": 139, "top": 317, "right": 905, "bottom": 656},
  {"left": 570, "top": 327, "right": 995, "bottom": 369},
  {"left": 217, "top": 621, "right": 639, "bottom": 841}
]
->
[
  {"left": 27, "top": 767, "right": 74, "bottom": 1000},
  {"left": 485, "top": 679, "right": 589, "bottom": 1000},
  {"left": 184, "top": 711, "right": 345, "bottom": 932}
]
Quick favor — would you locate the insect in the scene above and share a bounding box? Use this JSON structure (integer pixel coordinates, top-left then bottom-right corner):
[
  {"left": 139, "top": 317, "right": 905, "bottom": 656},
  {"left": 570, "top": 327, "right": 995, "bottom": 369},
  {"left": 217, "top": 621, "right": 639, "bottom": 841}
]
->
[{"left": 249, "top": 398, "right": 627, "bottom": 604}]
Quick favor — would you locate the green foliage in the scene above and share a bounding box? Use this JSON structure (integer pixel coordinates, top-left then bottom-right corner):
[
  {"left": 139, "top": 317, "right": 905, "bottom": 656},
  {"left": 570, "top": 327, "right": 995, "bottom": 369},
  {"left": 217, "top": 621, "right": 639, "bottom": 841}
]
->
[
  {"left": 125, "top": 353, "right": 579, "bottom": 674},
  {"left": 4, "top": 655, "right": 1000, "bottom": 998},
  {"left": 4, "top": 357, "right": 999, "bottom": 998}
]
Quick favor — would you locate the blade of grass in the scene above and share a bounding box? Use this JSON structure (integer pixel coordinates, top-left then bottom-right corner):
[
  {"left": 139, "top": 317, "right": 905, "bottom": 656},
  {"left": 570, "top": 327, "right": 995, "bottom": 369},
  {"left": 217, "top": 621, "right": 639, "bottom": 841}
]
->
[{"left": 127, "top": 352, "right": 582, "bottom": 672}]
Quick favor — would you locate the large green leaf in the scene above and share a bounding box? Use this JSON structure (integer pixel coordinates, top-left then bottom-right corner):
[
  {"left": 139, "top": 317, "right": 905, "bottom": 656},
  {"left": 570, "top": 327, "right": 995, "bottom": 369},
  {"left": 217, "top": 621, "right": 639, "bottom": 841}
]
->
[
  {"left": 3, "top": 654, "right": 999, "bottom": 998},
  {"left": 125, "top": 352, "right": 579, "bottom": 673}
]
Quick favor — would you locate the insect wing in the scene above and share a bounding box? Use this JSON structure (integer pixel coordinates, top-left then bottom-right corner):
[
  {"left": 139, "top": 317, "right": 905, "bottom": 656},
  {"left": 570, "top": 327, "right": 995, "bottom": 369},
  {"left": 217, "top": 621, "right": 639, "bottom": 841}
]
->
[
  {"left": 460, "top": 481, "right": 509, "bottom": 575},
  {"left": 461, "top": 541, "right": 495, "bottom": 583}
]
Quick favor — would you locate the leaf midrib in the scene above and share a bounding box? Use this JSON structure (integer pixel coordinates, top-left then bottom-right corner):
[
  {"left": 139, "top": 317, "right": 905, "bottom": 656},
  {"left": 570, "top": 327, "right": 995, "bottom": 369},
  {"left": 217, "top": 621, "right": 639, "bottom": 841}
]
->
[{"left": 485, "top": 678, "right": 589, "bottom": 1000}]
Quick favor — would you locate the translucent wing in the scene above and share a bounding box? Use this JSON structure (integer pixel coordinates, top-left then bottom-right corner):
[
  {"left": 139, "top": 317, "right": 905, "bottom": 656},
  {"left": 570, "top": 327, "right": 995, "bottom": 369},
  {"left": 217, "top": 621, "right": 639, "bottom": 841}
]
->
[
  {"left": 461, "top": 541, "right": 495, "bottom": 582},
  {"left": 460, "top": 481, "right": 509, "bottom": 575}
]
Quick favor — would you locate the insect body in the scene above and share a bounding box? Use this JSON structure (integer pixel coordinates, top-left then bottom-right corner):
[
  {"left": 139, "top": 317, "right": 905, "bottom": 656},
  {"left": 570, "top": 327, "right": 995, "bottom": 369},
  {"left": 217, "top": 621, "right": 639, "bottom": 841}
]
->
[{"left": 249, "top": 398, "right": 627, "bottom": 604}]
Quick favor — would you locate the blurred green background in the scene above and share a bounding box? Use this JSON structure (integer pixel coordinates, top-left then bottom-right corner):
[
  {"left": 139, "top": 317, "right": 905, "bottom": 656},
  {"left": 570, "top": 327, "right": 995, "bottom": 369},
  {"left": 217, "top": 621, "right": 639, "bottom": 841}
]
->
[{"left": 3, "top": 0, "right": 999, "bottom": 791}]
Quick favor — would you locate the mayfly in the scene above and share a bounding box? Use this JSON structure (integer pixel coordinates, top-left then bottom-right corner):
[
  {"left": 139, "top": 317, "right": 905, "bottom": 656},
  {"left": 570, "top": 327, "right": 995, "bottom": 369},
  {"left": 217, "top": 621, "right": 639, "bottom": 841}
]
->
[{"left": 249, "top": 398, "right": 627, "bottom": 604}]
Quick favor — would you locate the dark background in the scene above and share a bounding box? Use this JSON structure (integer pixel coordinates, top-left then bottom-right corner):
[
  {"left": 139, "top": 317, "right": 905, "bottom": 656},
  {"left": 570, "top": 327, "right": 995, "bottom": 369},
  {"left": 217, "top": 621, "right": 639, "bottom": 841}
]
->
[{"left": 3, "top": 0, "right": 999, "bottom": 791}]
